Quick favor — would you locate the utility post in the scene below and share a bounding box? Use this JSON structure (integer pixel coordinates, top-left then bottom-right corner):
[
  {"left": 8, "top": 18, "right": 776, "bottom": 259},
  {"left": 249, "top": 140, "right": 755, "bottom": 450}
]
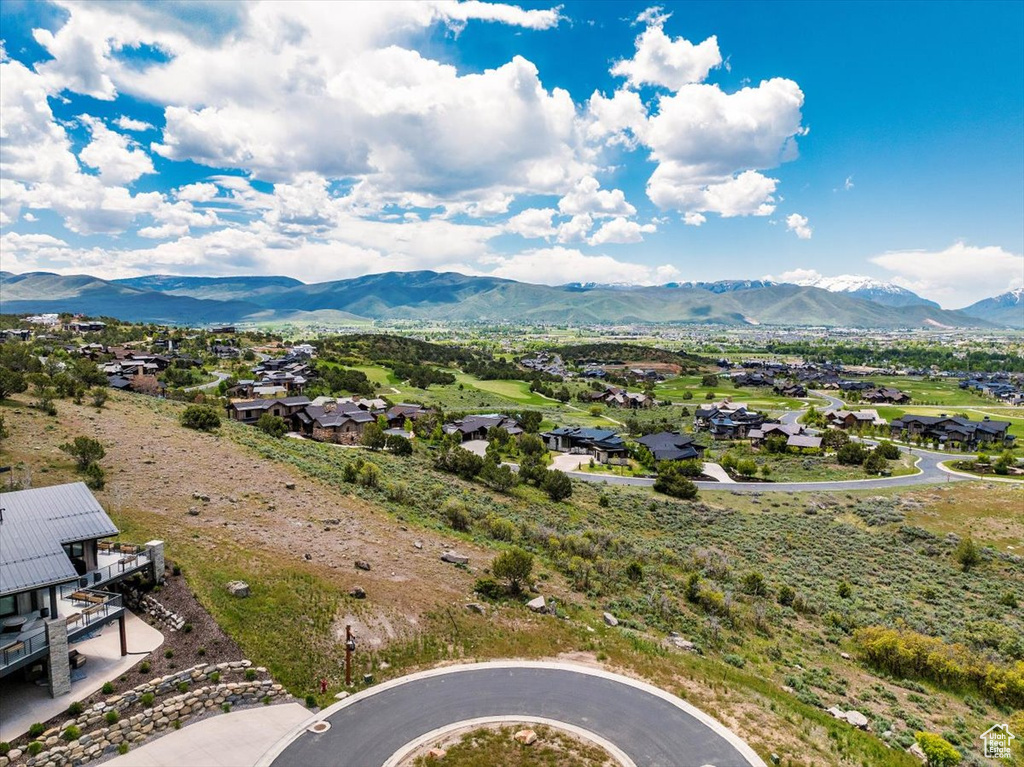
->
[{"left": 345, "top": 624, "right": 356, "bottom": 687}]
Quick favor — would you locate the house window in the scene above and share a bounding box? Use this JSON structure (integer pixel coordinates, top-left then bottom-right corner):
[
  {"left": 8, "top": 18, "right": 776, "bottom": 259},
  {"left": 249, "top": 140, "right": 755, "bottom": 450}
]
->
[
  {"left": 0, "top": 595, "right": 15, "bottom": 618},
  {"left": 63, "top": 541, "right": 85, "bottom": 559}
]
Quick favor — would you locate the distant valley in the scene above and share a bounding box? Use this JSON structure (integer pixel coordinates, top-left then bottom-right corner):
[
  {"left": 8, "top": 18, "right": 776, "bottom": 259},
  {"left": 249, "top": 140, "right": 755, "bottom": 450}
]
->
[{"left": 1, "top": 269, "right": 1020, "bottom": 329}]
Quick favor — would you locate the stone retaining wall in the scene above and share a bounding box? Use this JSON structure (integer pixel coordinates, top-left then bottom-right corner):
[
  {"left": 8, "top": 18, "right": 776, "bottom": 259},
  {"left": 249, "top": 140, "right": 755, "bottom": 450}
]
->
[{"left": 0, "top": 661, "right": 289, "bottom": 767}]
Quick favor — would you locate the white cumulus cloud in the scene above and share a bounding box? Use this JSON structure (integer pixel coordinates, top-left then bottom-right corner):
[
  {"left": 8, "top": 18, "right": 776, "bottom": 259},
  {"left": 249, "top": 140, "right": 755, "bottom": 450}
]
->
[
  {"left": 78, "top": 115, "right": 155, "bottom": 185},
  {"left": 504, "top": 207, "right": 558, "bottom": 238},
  {"left": 557, "top": 176, "right": 636, "bottom": 218},
  {"left": 483, "top": 246, "right": 678, "bottom": 285},
  {"left": 588, "top": 217, "right": 656, "bottom": 245},
  {"left": 611, "top": 17, "right": 721, "bottom": 90},
  {"left": 785, "top": 212, "right": 812, "bottom": 239},
  {"left": 870, "top": 242, "right": 1024, "bottom": 308}
]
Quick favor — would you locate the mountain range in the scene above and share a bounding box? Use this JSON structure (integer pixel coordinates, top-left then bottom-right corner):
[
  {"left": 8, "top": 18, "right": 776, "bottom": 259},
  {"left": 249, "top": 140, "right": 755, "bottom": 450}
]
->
[{"left": 0, "top": 270, "right": 1019, "bottom": 329}]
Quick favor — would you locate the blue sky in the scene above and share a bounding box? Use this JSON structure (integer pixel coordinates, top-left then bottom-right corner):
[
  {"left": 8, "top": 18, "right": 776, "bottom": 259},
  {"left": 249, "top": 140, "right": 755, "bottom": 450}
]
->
[{"left": 1, "top": 0, "right": 1021, "bottom": 307}]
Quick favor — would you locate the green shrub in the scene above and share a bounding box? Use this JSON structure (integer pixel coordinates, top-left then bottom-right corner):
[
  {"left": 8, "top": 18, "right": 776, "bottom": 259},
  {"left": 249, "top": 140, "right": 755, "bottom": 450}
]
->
[
  {"left": 778, "top": 585, "right": 796, "bottom": 606},
  {"left": 954, "top": 536, "right": 981, "bottom": 571},
  {"left": 139, "top": 661, "right": 151, "bottom": 673},
  {"left": 222, "top": 703, "right": 232, "bottom": 713},
  {"left": 180, "top": 404, "right": 221, "bottom": 431},
  {"left": 61, "top": 725, "right": 81, "bottom": 742},
  {"left": 118, "top": 742, "right": 129, "bottom": 755},
  {"left": 0, "top": 743, "right": 9, "bottom": 757},
  {"left": 245, "top": 668, "right": 258, "bottom": 681},
  {"left": 105, "top": 710, "right": 120, "bottom": 725},
  {"left": 67, "top": 701, "right": 84, "bottom": 716},
  {"left": 28, "top": 741, "right": 44, "bottom": 756},
  {"left": 914, "top": 732, "right": 961, "bottom": 767},
  {"left": 177, "top": 681, "right": 189, "bottom": 693},
  {"left": 723, "top": 653, "right": 746, "bottom": 668},
  {"left": 541, "top": 469, "right": 573, "bottom": 501},
  {"left": 474, "top": 577, "right": 504, "bottom": 600},
  {"left": 304, "top": 695, "right": 316, "bottom": 708},
  {"left": 487, "top": 516, "right": 516, "bottom": 542},
  {"left": 836, "top": 443, "right": 868, "bottom": 465},
  {"left": 164, "top": 649, "right": 174, "bottom": 659},
  {"left": 256, "top": 413, "right": 288, "bottom": 438},
  {"left": 141, "top": 693, "right": 155, "bottom": 706},
  {"left": 102, "top": 681, "right": 115, "bottom": 694},
  {"left": 210, "top": 671, "right": 220, "bottom": 683},
  {"left": 492, "top": 547, "right": 534, "bottom": 594},
  {"left": 182, "top": 623, "right": 193, "bottom": 633},
  {"left": 443, "top": 499, "right": 471, "bottom": 532},
  {"left": 653, "top": 463, "right": 699, "bottom": 499},
  {"left": 28, "top": 723, "right": 46, "bottom": 738},
  {"left": 741, "top": 571, "right": 768, "bottom": 597}
]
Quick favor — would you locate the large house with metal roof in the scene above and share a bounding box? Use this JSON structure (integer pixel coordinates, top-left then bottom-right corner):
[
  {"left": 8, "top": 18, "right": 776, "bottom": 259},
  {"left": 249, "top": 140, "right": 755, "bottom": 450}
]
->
[
  {"left": 541, "top": 426, "right": 628, "bottom": 464},
  {"left": 0, "top": 483, "right": 163, "bottom": 698},
  {"left": 635, "top": 432, "right": 705, "bottom": 463}
]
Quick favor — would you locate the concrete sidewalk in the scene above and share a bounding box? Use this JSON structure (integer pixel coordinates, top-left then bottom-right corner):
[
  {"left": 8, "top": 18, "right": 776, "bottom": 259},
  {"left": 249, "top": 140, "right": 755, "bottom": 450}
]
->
[
  {"left": 0, "top": 612, "right": 163, "bottom": 741},
  {"left": 105, "top": 703, "right": 309, "bottom": 767}
]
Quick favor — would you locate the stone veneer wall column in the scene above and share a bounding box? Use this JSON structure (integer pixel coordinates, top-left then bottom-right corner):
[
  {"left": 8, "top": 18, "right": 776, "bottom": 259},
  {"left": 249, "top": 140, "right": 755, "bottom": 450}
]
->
[
  {"left": 145, "top": 540, "right": 165, "bottom": 584},
  {"left": 45, "top": 618, "right": 71, "bottom": 698}
]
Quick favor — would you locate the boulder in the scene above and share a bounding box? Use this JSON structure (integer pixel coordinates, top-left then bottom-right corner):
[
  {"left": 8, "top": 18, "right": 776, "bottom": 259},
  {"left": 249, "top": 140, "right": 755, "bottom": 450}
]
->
[
  {"left": 845, "top": 710, "right": 869, "bottom": 729},
  {"left": 187, "top": 507, "right": 201, "bottom": 516},
  {"left": 526, "top": 596, "right": 547, "bottom": 613},
  {"left": 826, "top": 706, "right": 845, "bottom": 719},
  {"left": 908, "top": 742, "right": 927, "bottom": 763},
  {"left": 354, "top": 560, "right": 372, "bottom": 571},
  {"left": 426, "top": 748, "right": 446, "bottom": 759},
  {"left": 514, "top": 729, "right": 538, "bottom": 745},
  {"left": 603, "top": 612, "right": 619, "bottom": 627},
  {"left": 285, "top": 482, "right": 296, "bottom": 490},
  {"left": 669, "top": 637, "right": 695, "bottom": 651},
  {"left": 226, "top": 581, "right": 250, "bottom": 598},
  {"left": 349, "top": 587, "right": 366, "bottom": 599},
  {"left": 441, "top": 551, "right": 469, "bottom": 565},
  {"left": 465, "top": 603, "right": 487, "bottom": 615}
]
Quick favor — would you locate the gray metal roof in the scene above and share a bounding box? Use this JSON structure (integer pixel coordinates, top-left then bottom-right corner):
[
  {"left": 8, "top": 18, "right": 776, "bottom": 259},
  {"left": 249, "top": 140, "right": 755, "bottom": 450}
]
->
[{"left": 0, "top": 482, "right": 119, "bottom": 597}]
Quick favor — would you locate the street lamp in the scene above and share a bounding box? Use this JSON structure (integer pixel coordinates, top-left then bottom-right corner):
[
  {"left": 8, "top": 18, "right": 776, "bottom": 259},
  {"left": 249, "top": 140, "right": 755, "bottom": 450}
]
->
[{"left": 345, "top": 625, "right": 356, "bottom": 687}]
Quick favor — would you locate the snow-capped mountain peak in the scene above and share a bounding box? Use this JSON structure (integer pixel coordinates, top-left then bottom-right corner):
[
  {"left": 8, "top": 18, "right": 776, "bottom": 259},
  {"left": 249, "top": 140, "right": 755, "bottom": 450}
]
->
[{"left": 793, "top": 274, "right": 907, "bottom": 294}]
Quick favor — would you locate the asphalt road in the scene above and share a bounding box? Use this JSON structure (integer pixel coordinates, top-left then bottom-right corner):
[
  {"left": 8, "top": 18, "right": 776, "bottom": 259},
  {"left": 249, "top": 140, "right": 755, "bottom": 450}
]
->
[
  {"left": 184, "top": 370, "right": 231, "bottom": 391},
  {"left": 267, "top": 664, "right": 763, "bottom": 767}
]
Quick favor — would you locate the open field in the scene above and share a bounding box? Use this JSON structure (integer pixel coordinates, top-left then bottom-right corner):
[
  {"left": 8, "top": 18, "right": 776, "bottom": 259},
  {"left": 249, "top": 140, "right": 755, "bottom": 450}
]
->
[
  {"left": 654, "top": 375, "right": 828, "bottom": 412},
  {"left": 3, "top": 391, "right": 1023, "bottom": 766},
  {"left": 881, "top": 376, "right": 1006, "bottom": 407}
]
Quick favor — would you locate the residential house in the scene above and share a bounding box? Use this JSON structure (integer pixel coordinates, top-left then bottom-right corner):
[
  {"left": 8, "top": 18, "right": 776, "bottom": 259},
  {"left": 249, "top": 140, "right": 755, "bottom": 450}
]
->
[
  {"left": 635, "top": 432, "right": 706, "bottom": 462},
  {"left": 747, "top": 423, "right": 803, "bottom": 446},
  {"left": 772, "top": 383, "right": 808, "bottom": 398},
  {"left": 862, "top": 387, "right": 911, "bottom": 404},
  {"left": 694, "top": 402, "right": 766, "bottom": 439},
  {"left": 226, "top": 396, "right": 311, "bottom": 424},
  {"left": 786, "top": 434, "right": 823, "bottom": 451},
  {"left": 542, "top": 426, "right": 628, "bottom": 464},
  {"left": 825, "top": 409, "right": 886, "bottom": 430},
  {"left": 0, "top": 483, "right": 162, "bottom": 697},
  {"left": 386, "top": 404, "right": 431, "bottom": 429},
  {"left": 443, "top": 415, "right": 523, "bottom": 442},
  {"left": 889, "top": 414, "right": 1014, "bottom": 449},
  {"left": 298, "top": 403, "right": 376, "bottom": 444}
]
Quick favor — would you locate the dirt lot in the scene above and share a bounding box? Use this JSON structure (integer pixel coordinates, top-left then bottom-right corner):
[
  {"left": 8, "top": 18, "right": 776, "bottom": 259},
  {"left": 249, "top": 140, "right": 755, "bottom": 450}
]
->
[{"left": 2, "top": 393, "right": 500, "bottom": 656}]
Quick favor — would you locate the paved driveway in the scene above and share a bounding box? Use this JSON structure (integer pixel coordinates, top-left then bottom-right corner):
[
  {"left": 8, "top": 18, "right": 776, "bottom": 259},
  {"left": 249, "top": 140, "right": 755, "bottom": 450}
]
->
[{"left": 262, "top": 662, "right": 764, "bottom": 767}]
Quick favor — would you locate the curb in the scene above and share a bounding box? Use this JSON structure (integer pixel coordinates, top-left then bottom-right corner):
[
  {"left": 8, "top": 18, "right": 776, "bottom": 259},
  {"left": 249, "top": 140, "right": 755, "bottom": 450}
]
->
[{"left": 255, "top": 660, "right": 767, "bottom": 767}]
